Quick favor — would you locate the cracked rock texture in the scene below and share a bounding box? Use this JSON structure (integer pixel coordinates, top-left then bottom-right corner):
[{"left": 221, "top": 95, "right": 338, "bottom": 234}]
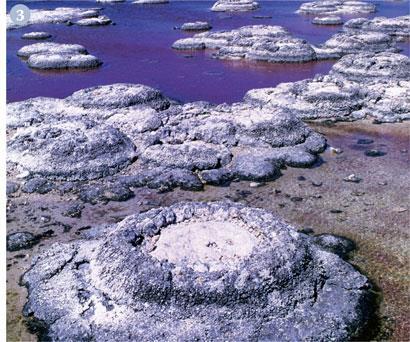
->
[
  {"left": 211, "top": 0, "right": 259, "bottom": 12},
  {"left": 7, "top": 7, "right": 103, "bottom": 30},
  {"left": 17, "top": 42, "right": 101, "bottom": 70},
  {"left": 297, "top": 0, "right": 376, "bottom": 16},
  {"left": 22, "top": 201, "right": 373, "bottom": 341},
  {"left": 7, "top": 83, "right": 325, "bottom": 193}
]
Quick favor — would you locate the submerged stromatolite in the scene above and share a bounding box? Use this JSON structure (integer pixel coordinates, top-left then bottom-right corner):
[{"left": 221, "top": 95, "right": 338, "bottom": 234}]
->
[{"left": 21, "top": 201, "right": 373, "bottom": 341}]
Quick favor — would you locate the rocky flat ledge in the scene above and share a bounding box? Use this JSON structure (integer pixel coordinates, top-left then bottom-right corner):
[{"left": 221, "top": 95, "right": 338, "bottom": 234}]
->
[{"left": 21, "top": 201, "right": 372, "bottom": 341}]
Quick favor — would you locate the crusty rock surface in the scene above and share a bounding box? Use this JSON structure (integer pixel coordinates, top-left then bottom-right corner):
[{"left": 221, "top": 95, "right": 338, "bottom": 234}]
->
[
  {"left": 7, "top": 83, "right": 325, "bottom": 192},
  {"left": 172, "top": 25, "right": 318, "bottom": 63},
  {"left": 173, "top": 24, "right": 400, "bottom": 63},
  {"left": 7, "top": 7, "right": 102, "bottom": 30},
  {"left": 297, "top": 0, "right": 376, "bottom": 16},
  {"left": 22, "top": 201, "right": 373, "bottom": 341},
  {"left": 245, "top": 75, "right": 367, "bottom": 120},
  {"left": 312, "top": 16, "right": 343, "bottom": 25},
  {"left": 344, "top": 15, "right": 410, "bottom": 38},
  {"left": 330, "top": 52, "right": 410, "bottom": 82},
  {"left": 181, "top": 21, "right": 212, "bottom": 31},
  {"left": 314, "top": 31, "right": 398, "bottom": 60},
  {"left": 245, "top": 52, "right": 410, "bottom": 123},
  {"left": 7, "top": 232, "right": 38, "bottom": 252},
  {"left": 21, "top": 32, "right": 52, "bottom": 40},
  {"left": 211, "top": 0, "right": 259, "bottom": 12},
  {"left": 17, "top": 42, "right": 86, "bottom": 58},
  {"left": 75, "top": 15, "right": 112, "bottom": 26},
  {"left": 17, "top": 42, "right": 101, "bottom": 70},
  {"left": 7, "top": 120, "right": 137, "bottom": 181},
  {"left": 66, "top": 83, "right": 171, "bottom": 110}
]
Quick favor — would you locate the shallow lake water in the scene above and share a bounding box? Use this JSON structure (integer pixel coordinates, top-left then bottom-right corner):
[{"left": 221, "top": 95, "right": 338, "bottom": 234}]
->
[{"left": 6, "top": 0, "right": 410, "bottom": 104}]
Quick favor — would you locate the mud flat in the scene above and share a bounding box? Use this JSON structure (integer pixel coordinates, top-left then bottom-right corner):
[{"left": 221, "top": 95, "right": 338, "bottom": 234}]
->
[{"left": 6, "top": 120, "right": 409, "bottom": 341}]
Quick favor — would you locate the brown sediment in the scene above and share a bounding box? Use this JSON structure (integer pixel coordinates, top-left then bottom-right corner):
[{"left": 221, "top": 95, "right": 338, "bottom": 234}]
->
[{"left": 6, "top": 120, "right": 410, "bottom": 341}]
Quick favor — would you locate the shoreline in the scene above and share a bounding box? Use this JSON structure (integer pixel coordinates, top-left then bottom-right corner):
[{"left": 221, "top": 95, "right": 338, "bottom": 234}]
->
[{"left": 7, "top": 119, "right": 409, "bottom": 341}]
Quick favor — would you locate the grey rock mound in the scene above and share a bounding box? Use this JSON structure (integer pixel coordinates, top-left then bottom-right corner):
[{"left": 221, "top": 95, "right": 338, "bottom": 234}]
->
[
  {"left": 75, "top": 15, "right": 112, "bottom": 26},
  {"left": 330, "top": 52, "right": 410, "bottom": 82},
  {"left": 344, "top": 15, "right": 410, "bottom": 38},
  {"left": 7, "top": 120, "right": 137, "bottom": 181},
  {"left": 356, "top": 80, "right": 410, "bottom": 123},
  {"left": 22, "top": 202, "right": 373, "bottom": 341},
  {"left": 173, "top": 25, "right": 318, "bottom": 63},
  {"left": 21, "top": 32, "right": 52, "bottom": 40},
  {"left": 297, "top": 0, "right": 376, "bottom": 16},
  {"left": 17, "top": 42, "right": 101, "bottom": 70},
  {"left": 312, "top": 16, "right": 343, "bottom": 25},
  {"left": 244, "top": 75, "right": 367, "bottom": 120},
  {"left": 181, "top": 21, "right": 212, "bottom": 31},
  {"left": 314, "top": 31, "right": 398, "bottom": 60},
  {"left": 66, "top": 83, "right": 171, "bottom": 110},
  {"left": 17, "top": 42, "right": 87, "bottom": 58},
  {"left": 211, "top": 0, "right": 259, "bottom": 12},
  {"left": 245, "top": 52, "right": 410, "bottom": 123},
  {"left": 7, "top": 232, "right": 39, "bottom": 252},
  {"left": 7, "top": 7, "right": 102, "bottom": 30},
  {"left": 313, "top": 234, "right": 356, "bottom": 259}
]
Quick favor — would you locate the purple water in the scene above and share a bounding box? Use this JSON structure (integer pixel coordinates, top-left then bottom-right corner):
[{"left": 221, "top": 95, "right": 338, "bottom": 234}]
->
[{"left": 6, "top": 0, "right": 410, "bottom": 104}]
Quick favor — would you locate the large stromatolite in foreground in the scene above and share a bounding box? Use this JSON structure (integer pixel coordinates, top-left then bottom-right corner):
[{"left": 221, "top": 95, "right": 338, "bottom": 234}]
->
[{"left": 22, "top": 201, "right": 373, "bottom": 341}]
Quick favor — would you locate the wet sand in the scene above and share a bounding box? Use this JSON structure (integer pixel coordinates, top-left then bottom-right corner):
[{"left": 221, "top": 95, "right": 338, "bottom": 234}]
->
[{"left": 6, "top": 120, "right": 409, "bottom": 341}]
